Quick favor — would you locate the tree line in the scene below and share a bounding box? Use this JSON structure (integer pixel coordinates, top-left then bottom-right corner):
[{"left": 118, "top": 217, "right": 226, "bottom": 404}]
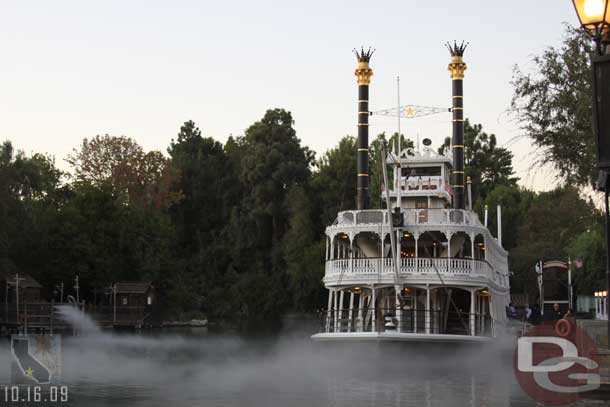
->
[{"left": 0, "top": 25, "right": 606, "bottom": 321}]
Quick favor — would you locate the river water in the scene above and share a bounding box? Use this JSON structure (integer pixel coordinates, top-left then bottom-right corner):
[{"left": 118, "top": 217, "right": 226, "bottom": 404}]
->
[{"left": 0, "top": 314, "right": 606, "bottom": 407}]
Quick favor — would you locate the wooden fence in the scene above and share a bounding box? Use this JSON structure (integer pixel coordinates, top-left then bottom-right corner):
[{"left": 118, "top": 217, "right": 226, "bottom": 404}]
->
[{"left": 1, "top": 303, "right": 151, "bottom": 333}]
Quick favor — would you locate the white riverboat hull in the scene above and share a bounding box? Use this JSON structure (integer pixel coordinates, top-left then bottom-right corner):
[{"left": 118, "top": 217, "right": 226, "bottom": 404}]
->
[{"left": 311, "top": 332, "right": 493, "bottom": 344}]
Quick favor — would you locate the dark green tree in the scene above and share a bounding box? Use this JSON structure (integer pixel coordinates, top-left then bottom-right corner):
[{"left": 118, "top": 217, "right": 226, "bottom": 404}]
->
[
  {"left": 311, "top": 136, "right": 357, "bottom": 226},
  {"left": 511, "top": 24, "right": 595, "bottom": 186},
  {"left": 439, "top": 119, "right": 517, "bottom": 205},
  {"left": 168, "top": 121, "right": 237, "bottom": 252},
  {"left": 509, "top": 186, "right": 599, "bottom": 296},
  {"left": 483, "top": 184, "right": 527, "bottom": 252},
  {"left": 283, "top": 186, "right": 325, "bottom": 312},
  {"left": 227, "top": 109, "right": 313, "bottom": 320},
  {"left": 0, "top": 141, "right": 66, "bottom": 286},
  {"left": 568, "top": 226, "right": 606, "bottom": 294},
  {"left": 167, "top": 121, "right": 239, "bottom": 317},
  {"left": 37, "top": 182, "right": 177, "bottom": 303}
]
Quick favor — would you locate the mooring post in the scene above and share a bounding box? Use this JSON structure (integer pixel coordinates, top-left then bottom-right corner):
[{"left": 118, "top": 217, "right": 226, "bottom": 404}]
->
[
  {"left": 15, "top": 273, "right": 20, "bottom": 327},
  {"left": 113, "top": 284, "right": 117, "bottom": 326},
  {"left": 4, "top": 282, "right": 8, "bottom": 324},
  {"left": 50, "top": 299, "right": 54, "bottom": 336}
]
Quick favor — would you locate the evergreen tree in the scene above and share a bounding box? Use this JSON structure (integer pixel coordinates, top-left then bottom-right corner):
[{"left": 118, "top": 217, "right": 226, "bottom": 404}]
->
[
  {"left": 167, "top": 120, "right": 239, "bottom": 317},
  {"left": 311, "top": 136, "right": 357, "bottom": 227},
  {"left": 439, "top": 119, "right": 517, "bottom": 205},
  {"left": 227, "top": 109, "right": 313, "bottom": 320},
  {"left": 283, "top": 185, "right": 325, "bottom": 312}
]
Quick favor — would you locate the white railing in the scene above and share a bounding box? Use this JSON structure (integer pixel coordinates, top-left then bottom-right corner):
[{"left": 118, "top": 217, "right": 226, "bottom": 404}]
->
[
  {"left": 404, "top": 209, "right": 480, "bottom": 226},
  {"left": 325, "top": 257, "right": 499, "bottom": 284},
  {"left": 401, "top": 177, "right": 444, "bottom": 191},
  {"left": 334, "top": 209, "right": 482, "bottom": 227},
  {"left": 381, "top": 177, "right": 450, "bottom": 194},
  {"left": 336, "top": 210, "right": 388, "bottom": 226}
]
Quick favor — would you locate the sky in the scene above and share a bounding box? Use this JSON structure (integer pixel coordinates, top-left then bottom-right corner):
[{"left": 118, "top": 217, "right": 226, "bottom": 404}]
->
[{"left": 0, "top": 1, "right": 581, "bottom": 191}]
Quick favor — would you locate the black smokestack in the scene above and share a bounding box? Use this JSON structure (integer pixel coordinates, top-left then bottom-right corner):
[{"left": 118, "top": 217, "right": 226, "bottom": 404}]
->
[
  {"left": 446, "top": 41, "right": 468, "bottom": 210},
  {"left": 353, "top": 47, "right": 374, "bottom": 210}
]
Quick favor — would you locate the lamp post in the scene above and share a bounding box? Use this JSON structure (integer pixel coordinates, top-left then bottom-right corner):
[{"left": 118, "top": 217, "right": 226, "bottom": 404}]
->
[
  {"left": 572, "top": 0, "right": 610, "bottom": 347},
  {"left": 572, "top": 0, "right": 610, "bottom": 54}
]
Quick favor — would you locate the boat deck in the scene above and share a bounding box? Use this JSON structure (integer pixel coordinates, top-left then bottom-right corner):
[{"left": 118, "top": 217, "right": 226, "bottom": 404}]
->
[{"left": 311, "top": 332, "right": 493, "bottom": 343}]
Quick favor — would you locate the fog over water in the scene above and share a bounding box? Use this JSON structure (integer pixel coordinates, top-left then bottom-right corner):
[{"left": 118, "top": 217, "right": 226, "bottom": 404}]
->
[{"left": 0, "top": 310, "right": 605, "bottom": 406}]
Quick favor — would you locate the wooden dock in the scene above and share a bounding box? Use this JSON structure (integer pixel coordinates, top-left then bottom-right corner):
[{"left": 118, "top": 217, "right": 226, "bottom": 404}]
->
[
  {"left": 88, "top": 305, "right": 152, "bottom": 328},
  {"left": 0, "top": 302, "right": 154, "bottom": 334},
  {"left": 0, "top": 303, "right": 75, "bottom": 334}
]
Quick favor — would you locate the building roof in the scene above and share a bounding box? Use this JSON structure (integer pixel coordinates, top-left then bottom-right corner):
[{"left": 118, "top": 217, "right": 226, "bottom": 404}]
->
[
  {"left": 0, "top": 271, "right": 42, "bottom": 289},
  {"left": 114, "top": 282, "right": 153, "bottom": 294}
]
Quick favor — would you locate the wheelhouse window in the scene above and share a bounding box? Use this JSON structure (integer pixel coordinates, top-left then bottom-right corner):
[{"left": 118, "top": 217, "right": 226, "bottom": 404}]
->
[{"left": 403, "top": 166, "right": 441, "bottom": 177}]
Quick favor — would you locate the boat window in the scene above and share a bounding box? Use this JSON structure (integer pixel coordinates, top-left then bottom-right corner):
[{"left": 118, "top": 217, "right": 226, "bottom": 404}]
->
[
  {"left": 403, "top": 167, "right": 441, "bottom": 177},
  {"left": 415, "top": 198, "right": 428, "bottom": 209}
]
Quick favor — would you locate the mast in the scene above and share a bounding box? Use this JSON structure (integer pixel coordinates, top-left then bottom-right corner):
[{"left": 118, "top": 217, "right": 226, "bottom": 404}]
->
[
  {"left": 381, "top": 140, "right": 404, "bottom": 329},
  {"left": 396, "top": 76, "right": 401, "bottom": 155},
  {"left": 396, "top": 76, "right": 401, "bottom": 208}
]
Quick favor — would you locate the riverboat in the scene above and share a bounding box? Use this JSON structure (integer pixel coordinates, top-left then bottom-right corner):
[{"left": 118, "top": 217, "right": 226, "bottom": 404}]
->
[{"left": 312, "top": 43, "right": 510, "bottom": 343}]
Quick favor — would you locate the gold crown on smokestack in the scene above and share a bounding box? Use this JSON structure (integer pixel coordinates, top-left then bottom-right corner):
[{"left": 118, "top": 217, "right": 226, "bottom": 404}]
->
[
  {"left": 446, "top": 41, "right": 468, "bottom": 80},
  {"left": 353, "top": 47, "right": 374, "bottom": 85},
  {"left": 353, "top": 46, "right": 375, "bottom": 62}
]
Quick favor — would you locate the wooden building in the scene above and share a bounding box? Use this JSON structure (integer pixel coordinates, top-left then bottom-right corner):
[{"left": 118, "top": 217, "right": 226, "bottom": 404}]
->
[
  {"left": 114, "top": 282, "right": 155, "bottom": 307},
  {"left": 104, "top": 282, "right": 156, "bottom": 328},
  {"left": 0, "top": 271, "right": 43, "bottom": 305},
  {"left": 0, "top": 272, "right": 46, "bottom": 331}
]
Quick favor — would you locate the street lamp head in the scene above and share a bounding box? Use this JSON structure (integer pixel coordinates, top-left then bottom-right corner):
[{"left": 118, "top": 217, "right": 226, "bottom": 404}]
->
[
  {"left": 573, "top": 0, "right": 610, "bottom": 53},
  {"left": 573, "top": 0, "right": 609, "bottom": 28}
]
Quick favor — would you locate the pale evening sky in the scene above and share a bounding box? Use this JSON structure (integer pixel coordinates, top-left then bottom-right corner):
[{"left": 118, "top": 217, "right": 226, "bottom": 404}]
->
[{"left": 0, "top": 1, "right": 581, "bottom": 190}]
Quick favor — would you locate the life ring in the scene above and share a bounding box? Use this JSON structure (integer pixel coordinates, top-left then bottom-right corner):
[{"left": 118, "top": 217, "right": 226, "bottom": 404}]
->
[{"left": 555, "top": 318, "right": 572, "bottom": 337}]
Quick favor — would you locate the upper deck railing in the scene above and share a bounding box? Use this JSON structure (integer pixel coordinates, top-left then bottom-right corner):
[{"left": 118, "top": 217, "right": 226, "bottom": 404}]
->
[
  {"left": 333, "top": 209, "right": 482, "bottom": 228},
  {"left": 324, "top": 257, "right": 509, "bottom": 288}
]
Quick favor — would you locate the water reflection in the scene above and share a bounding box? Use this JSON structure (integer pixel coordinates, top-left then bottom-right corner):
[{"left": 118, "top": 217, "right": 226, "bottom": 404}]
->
[
  {"left": 323, "top": 359, "right": 510, "bottom": 407},
  {"left": 0, "top": 324, "right": 606, "bottom": 407}
]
